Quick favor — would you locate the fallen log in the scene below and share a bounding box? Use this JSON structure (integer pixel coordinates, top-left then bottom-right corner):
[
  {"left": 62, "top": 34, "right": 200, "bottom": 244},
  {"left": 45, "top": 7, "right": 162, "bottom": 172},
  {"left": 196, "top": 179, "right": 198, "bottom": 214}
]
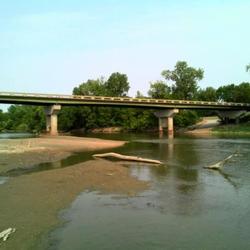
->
[
  {"left": 93, "top": 152, "right": 163, "bottom": 165},
  {"left": 203, "top": 154, "right": 234, "bottom": 170}
]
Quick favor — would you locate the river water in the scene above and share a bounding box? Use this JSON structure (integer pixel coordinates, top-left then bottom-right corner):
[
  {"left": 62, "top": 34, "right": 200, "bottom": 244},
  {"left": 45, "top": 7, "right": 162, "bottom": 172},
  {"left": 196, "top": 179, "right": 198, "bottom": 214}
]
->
[
  {"left": 1, "top": 133, "right": 250, "bottom": 249},
  {"left": 49, "top": 134, "right": 250, "bottom": 250}
]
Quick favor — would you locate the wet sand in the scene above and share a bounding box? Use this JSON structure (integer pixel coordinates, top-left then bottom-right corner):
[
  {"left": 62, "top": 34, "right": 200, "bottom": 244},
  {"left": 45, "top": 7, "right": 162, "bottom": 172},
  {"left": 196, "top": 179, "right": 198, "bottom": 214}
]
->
[
  {"left": 0, "top": 136, "right": 149, "bottom": 250},
  {"left": 0, "top": 136, "right": 125, "bottom": 172}
]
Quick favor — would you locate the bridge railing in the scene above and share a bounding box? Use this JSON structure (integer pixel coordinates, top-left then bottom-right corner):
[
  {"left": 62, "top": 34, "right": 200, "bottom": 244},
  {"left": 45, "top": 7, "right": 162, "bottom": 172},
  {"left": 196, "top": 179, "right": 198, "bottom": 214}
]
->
[{"left": 0, "top": 91, "right": 250, "bottom": 108}]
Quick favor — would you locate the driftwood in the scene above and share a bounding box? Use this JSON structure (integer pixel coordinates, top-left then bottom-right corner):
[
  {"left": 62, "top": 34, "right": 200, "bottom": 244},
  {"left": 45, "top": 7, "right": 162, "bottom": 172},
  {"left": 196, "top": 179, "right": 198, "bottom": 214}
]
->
[
  {"left": 93, "top": 152, "right": 163, "bottom": 165},
  {"left": 203, "top": 154, "right": 234, "bottom": 170},
  {"left": 0, "top": 228, "right": 16, "bottom": 242}
]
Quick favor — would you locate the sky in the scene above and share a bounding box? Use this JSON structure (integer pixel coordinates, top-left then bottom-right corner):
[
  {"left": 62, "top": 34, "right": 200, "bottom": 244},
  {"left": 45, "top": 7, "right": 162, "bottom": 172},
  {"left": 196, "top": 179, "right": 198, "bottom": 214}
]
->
[{"left": 0, "top": 0, "right": 250, "bottom": 102}]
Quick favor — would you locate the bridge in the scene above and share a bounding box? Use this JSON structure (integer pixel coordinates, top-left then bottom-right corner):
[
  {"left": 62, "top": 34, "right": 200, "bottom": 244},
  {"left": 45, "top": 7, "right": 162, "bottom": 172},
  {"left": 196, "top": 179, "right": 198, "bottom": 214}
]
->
[{"left": 1, "top": 91, "right": 250, "bottom": 137}]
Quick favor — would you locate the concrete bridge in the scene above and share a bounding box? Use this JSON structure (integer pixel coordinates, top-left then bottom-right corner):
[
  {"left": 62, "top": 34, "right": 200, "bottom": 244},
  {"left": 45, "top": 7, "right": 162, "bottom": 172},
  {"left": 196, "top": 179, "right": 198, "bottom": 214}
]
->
[{"left": 1, "top": 92, "right": 250, "bottom": 138}]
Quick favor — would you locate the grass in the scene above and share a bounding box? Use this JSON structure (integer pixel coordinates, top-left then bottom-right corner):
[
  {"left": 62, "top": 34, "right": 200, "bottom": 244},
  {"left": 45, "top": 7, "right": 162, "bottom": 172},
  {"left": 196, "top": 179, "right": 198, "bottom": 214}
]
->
[{"left": 212, "top": 122, "right": 250, "bottom": 134}]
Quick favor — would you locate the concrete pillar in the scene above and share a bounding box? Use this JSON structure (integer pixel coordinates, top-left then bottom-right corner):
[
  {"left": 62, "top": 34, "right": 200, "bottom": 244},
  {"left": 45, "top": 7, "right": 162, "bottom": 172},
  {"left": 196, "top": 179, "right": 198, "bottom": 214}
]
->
[
  {"left": 167, "top": 116, "right": 174, "bottom": 139},
  {"left": 154, "top": 109, "right": 179, "bottom": 138},
  {"left": 44, "top": 105, "right": 61, "bottom": 136},
  {"left": 159, "top": 117, "right": 163, "bottom": 133}
]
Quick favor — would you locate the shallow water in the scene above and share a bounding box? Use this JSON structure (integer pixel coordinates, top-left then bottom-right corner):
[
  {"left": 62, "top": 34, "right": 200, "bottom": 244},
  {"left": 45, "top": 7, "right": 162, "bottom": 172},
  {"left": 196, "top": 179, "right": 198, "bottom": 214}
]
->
[
  {"left": 0, "top": 176, "right": 8, "bottom": 185},
  {"left": 0, "top": 132, "right": 35, "bottom": 139},
  {"left": 45, "top": 135, "right": 250, "bottom": 250}
]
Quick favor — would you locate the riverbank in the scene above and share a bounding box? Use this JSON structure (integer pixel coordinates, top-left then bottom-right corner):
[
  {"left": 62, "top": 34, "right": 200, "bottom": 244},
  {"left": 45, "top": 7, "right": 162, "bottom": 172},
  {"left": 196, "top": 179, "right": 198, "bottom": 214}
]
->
[
  {"left": 0, "top": 136, "right": 149, "bottom": 250},
  {"left": 212, "top": 123, "right": 250, "bottom": 135},
  {"left": 0, "top": 160, "right": 149, "bottom": 250},
  {"left": 181, "top": 116, "right": 219, "bottom": 136},
  {"left": 0, "top": 136, "right": 125, "bottom": 172}
]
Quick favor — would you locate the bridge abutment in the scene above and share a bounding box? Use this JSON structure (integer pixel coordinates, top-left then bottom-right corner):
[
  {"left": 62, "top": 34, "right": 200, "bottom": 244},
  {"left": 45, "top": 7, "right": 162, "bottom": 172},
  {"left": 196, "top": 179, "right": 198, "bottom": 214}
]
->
[
  {"left": 44, "top": 105, "right": 61, "bottom": 136},
  {"left": 154, "top": 109, "right": 179, "bottom": 138}
]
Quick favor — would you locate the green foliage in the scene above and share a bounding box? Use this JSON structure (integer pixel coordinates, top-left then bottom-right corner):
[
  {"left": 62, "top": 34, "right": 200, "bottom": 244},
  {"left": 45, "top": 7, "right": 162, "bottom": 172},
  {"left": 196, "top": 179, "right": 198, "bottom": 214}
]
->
[
  {"left": 213, "top": 123, "right": 250, "bottom": 134},
  {"left": 0, "top": 109, "right": 7, "bottom": 131},
  {"left": 73, "top": 78, "right": 106, "bottom": 96},
  {"left": 162, "top": 61, "right": 204, "bottom": 100},
  {"left": 216, "top": 82, "right": 250, "bottom": 103},
  {"left": 73, "top": 73, "right": 129, "bottom": 97},
  {"left": 104, "top": 72, "right": 130, "bottom": 97},
  {"left": 121, "top": 109, "right": 156, "bottom": 131},
  {"left": 174, "top": 110, "right": 200, "bottom": 127},
  {"left": 197, "top": 87, "right": 217, "bottom": 102},
  {"left": 148, "top": 81, "right": 171, "bottom": 99},
  {"left": 216, "top": 84, "right": 237, "bottom": 102},
  {"left": 4, "top": 105, "right": 45, "bottom": 132}
]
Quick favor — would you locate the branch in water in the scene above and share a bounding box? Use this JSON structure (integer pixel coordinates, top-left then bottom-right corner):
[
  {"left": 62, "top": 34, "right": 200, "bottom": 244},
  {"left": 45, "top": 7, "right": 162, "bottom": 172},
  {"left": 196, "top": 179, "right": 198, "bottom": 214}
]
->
[
  {"left": 204, "top": 154, "right": 234, "bottom": 170},
  {"left": 93, "top": 152, "right": 163, "bottom": 165}
]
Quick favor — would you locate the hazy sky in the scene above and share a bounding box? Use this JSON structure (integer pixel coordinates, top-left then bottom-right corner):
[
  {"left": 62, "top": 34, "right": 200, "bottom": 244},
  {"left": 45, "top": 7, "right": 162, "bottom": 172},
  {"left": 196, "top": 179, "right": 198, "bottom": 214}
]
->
[{"left": 0, "top": 0, "right": 250, "bottom": 98}]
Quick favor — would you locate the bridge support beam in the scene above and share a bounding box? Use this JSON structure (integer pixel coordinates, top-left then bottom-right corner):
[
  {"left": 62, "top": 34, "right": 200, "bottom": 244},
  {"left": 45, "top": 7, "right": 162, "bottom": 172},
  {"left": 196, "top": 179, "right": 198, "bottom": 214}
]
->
[
  {"left": 44, "top": 105, "right": 61, "bottom": 136},
  {"left": 217, "top": 110, "right": 247, "bottom": 124},
  {"left": 154, "top": 109, "right": 179, "bottom": 138}
]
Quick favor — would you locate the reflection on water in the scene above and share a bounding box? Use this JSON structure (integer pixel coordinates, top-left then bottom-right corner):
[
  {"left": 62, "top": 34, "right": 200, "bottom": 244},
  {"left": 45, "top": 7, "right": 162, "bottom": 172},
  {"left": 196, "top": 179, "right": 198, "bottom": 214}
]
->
[
  {"left": 1, "top": 150, "right": 102, "bottom": 177},
  {"left": 47, "top": 135, "right": 250, "bottom": 250},
  {"left": 0, "top": 132, "right": 35, "bottom": 139},
  {"left": 0, "top": 176, "right": 8, "bottom": 185}
]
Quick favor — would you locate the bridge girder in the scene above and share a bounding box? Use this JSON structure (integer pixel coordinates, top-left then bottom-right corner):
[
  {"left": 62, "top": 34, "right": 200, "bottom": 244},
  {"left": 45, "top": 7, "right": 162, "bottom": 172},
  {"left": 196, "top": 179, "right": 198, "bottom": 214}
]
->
[{"left": 0, "top": 92, "right": 250, "bottom": 111}]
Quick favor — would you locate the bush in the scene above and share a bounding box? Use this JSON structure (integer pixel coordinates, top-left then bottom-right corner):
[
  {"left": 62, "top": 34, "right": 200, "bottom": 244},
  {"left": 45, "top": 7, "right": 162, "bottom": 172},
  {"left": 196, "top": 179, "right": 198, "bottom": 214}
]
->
[{"left": 174, "top": 110, "right": 200, "bottom": 128}]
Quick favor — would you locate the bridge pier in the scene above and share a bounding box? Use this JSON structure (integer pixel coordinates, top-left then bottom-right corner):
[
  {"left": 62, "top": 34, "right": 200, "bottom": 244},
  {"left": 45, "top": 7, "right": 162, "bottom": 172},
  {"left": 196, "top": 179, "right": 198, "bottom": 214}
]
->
[
  {"left": 44, "top": 105, "right": 61, "bottom": 136},
  {"left": 154, "top": 109, "right": 179, "bottom": 138}
]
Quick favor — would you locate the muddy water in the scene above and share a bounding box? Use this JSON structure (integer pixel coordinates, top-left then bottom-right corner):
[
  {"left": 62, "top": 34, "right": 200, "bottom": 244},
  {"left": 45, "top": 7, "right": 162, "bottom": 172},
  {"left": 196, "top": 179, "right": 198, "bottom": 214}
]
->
[
  {"left": 1, "top": 134, "right": 250, "bottom": 249},
  {"left": 45, "top": 135, "right": 250, "bottom": 250}
]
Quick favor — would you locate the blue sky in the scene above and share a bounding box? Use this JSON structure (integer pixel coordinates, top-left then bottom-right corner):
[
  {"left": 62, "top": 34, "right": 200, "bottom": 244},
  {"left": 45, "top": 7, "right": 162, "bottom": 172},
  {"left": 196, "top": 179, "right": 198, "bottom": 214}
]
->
[{"left": 0, "top": 0, "right": 249, "bottom": 99}]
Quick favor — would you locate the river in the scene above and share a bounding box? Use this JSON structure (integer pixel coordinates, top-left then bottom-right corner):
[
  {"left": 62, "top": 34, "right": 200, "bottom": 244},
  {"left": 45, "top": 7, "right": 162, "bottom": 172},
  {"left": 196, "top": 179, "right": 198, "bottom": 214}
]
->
[{"left": 1, "top": 133, "right": 250, "bottom": 249}]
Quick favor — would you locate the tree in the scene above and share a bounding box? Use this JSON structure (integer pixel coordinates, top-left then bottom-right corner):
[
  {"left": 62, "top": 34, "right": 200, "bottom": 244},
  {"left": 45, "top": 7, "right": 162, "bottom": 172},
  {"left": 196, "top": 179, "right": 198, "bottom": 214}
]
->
[
  {"left": 197, "top": 87, "right": 217, "bottom": 102},
  {"left": 236, "top": 82, "right": 250, "bottom": 102},
  {"left": 162, "top": 61, "right": 204, "bottom": 100},
  {"left": 4, "top": 105, "right": 45, "bottom": 132},
  {"left": 0, "top": 109, "right": 7, "bottom": 131},
  {"left": 73, "top": 78, "right": 106, "bottom": 96},
  {"left": 104, "top": 72, "right": 130, "bottom": 97},
  {"left": 148, "top": 81, "right": 171, "bottom": 99},
  {"left": 216, "top": 82, "right": 250, "bottom": 103}
]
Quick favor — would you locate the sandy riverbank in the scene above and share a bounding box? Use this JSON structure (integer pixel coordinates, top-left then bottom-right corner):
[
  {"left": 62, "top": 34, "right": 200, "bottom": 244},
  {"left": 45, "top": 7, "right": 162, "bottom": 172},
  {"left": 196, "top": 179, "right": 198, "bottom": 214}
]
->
[
  {"left": 0, "top": 136, "right": 125, "bottom": 172},
  {"left": 0, "top": 136, "right": 149, "bottom": 250},
  {"left": 183, "top": 117, "right": 219, "bottom": 136}
]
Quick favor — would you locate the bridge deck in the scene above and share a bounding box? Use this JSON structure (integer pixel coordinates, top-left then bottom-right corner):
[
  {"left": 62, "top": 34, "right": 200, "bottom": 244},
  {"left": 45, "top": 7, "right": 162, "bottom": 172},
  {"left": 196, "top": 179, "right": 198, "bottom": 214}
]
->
[{"left": 0, "top": 92, "right": 250, "bottom": 110}]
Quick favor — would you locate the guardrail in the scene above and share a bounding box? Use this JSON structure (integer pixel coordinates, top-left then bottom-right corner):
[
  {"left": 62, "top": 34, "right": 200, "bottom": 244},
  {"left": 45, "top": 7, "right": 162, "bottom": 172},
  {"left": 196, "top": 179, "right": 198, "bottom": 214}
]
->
[{"left": 0, "top": 92, "right": 250, "bottom": 109}]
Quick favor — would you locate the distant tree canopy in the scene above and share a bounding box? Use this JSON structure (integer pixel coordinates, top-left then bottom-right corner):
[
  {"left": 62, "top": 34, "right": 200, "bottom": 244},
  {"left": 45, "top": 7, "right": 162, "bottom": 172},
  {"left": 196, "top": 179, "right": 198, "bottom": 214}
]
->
[
  {"left": 73, "top": 72, "right": 130, "bottom": 97},
  {"left": 162, "top": 61, "right": 204, "bottom": 100},
  {"left": 1, "top": 63, "right": 250, "bottom": 133},
  {"left": 148, "top": 81, "right": 171, "bottom": 99},
  {"left": 105, "top": 72, "right": 130, "bottom": 97},
  {"left": 73, "top": 78, "right": 106, "bottom": 96},
  {"left": 197, "top": 87, "right": 217, "bottom": 102},
  {"left": 217, "top": 82, "right": 250, "bottom": 103}
]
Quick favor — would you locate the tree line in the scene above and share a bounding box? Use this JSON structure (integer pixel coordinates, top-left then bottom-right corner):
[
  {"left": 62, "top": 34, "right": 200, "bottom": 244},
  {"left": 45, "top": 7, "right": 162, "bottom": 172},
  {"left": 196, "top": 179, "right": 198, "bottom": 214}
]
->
[{"left": 0, "top": 61, "right": 249, "bottom": 133}]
